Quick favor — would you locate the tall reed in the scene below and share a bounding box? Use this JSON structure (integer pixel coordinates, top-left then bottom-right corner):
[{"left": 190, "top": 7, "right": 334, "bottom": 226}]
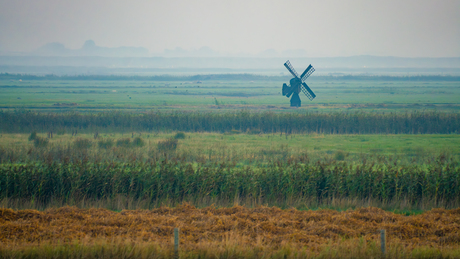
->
[
  {"left": 1, "top": 110, "right": 459, "bottom": 134},
  {"left": 1, "top": 160, "right": 458, "bottom": 210}
]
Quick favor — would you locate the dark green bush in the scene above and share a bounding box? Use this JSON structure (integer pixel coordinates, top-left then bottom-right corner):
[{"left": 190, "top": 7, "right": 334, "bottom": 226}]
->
[
  {"left": 28, "top": 132, "right": 37, "bottom": 141},
  {"left": 157, "top": 138, "right": 178, "bottom": 152},
  {"left": 98, "top": 139, "right": 114, "bottom": 149},
  {"left": 174, "top": 132, "right": 186, "bottom": 139},
  {"left": 33, "top": 136, "right": 49, "bottom": 148},
  {"left": 132, "top": 137, "right": 145, "bottom": 147},
  {"left": 116, "top": 138, "right": 131, "bottom": 148},
  {"left": 334, "top": 151, "right": 346, "bottom": 161}
]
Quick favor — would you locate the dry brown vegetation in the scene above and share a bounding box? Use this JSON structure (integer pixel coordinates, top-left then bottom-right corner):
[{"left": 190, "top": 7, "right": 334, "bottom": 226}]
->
[{"left": 1, "top": 204, "right": 459, "bottom": 252}]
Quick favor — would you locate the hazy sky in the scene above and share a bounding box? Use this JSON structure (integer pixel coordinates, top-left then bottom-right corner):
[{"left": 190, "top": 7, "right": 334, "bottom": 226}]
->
[{"left": 0, "top": 0, "right": 459, "bottom": 57}]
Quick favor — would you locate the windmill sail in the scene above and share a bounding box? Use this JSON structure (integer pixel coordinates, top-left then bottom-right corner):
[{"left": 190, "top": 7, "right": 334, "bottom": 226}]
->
[
  {"left": 284, "top": 60, "right": 299, "bottom": 78},
  {"left": 301, "top": 82, "right": 316, "bottom": 100},
  {"left": 300, "top": 65, "right": 315, "bottom": 82}
]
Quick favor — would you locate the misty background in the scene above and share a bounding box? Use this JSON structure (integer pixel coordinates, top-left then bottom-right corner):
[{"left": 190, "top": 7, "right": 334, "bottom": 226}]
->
[{"left": 0, "top": 0, "right": 459, "bottom": 75}]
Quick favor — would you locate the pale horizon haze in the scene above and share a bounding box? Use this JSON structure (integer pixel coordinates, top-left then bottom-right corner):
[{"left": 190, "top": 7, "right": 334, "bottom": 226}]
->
[{"left": 0, "top": 0, "right": 459, "bottom": 57}]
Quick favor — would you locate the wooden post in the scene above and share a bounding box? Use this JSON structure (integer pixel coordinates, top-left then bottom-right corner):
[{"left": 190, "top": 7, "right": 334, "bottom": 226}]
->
[
  {"left": 174, "top": 228, "right": 179, "bottom": 259},
  {"left": 380, "top": 229, "right": 386, "bottom": 256}
]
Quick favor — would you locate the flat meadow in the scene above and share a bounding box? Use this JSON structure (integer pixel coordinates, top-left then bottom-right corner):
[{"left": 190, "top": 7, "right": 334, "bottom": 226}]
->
[
  {"left": 1, "top": 74, "right": 460, "bottom": 112},
  {"left": 2, "top": 132, "right": 460, "bottom": 163},
  {"left": 1, "top": 73, "right": 460, "bottom": 258}
]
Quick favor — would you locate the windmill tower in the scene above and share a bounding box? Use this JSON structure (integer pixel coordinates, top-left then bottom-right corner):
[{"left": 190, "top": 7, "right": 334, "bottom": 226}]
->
[{"left": 282, "top": 60, "right": 316, "bottom": 107}]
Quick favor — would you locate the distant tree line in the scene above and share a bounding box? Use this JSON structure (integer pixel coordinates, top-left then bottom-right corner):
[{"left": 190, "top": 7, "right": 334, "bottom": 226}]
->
[
  {"left": 1, "top": 73, "right": 459, "bottom": 82},
  {"left": 0, "top": 110, "right": 458, "bottom": 134}
]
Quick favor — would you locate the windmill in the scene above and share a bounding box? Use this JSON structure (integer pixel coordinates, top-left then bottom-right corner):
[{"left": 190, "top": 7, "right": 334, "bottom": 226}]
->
[{"left": 282, "top": 60, "right": 316, "bottom": 107}]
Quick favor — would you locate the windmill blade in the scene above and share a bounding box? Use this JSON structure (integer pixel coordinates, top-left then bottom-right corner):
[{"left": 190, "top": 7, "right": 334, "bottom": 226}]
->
[
  {"left": 284, "top": 60, "right": 299, "bottom": 78},
  {"left": 300, "top": 65, "right": 315, "bottom": 82},
  {"left": 301, "top": 82, "right": 316, "bottom": 101}
]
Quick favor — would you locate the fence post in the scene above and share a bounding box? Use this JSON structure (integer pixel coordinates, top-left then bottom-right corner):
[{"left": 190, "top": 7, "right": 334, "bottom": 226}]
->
[
  {"left": 174, "top": 228, "right": 179, "bottom": 259},
  {"left": 380, "top": 229, "right": 386, "bottom": 256}
]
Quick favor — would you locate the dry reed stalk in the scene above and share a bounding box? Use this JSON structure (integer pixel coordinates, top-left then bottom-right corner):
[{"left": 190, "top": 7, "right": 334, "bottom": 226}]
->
[{"left": 1, "top": 204, "right": 459, "bottom": 251}]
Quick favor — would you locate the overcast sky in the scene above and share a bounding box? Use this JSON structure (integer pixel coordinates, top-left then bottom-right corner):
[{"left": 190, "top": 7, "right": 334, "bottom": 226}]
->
[{"left": 0, "top": 0, "right": 459, "bottom": 57}]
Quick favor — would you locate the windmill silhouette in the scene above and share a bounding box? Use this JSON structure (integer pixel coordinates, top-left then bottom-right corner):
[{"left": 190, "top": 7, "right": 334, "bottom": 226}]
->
[{"left": 282, "top": 60, "right": 316, "bottom": 107}]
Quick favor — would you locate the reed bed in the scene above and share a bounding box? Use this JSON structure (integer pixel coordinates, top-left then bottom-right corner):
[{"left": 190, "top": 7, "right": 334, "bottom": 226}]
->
[
  {"left": 0, "top": 159, "right": 459, "bottom": 210},
  {"left": 1, "top": 110, "right": 459, "bottom": 134}
]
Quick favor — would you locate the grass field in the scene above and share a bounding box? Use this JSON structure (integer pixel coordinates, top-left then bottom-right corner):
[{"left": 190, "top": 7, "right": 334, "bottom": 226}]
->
[
  {"left": 1, "top": 132, "right": 459, "bottom": 164},
  {"left": 1, "top": 76, "right": 460, "bottom": 112}
]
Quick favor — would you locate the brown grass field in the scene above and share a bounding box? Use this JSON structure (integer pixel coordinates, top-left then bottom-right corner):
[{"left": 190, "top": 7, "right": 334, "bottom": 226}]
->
[{"left": 1, "top": 204, "right": 460, "bottom": 258}]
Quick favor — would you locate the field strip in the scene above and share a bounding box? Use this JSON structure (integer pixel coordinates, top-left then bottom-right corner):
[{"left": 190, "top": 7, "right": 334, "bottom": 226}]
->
[{"left": 1, "top": 205, "right": 459, "bottom": 249}]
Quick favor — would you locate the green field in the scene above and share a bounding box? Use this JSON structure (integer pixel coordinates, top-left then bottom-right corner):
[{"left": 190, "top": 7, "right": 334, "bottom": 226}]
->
[
  {"left": 1, "top": 74, "right": 460, "bottom": 112},
  {"left": 2, "top": 132, "right": 459, "bottom": 164}
]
